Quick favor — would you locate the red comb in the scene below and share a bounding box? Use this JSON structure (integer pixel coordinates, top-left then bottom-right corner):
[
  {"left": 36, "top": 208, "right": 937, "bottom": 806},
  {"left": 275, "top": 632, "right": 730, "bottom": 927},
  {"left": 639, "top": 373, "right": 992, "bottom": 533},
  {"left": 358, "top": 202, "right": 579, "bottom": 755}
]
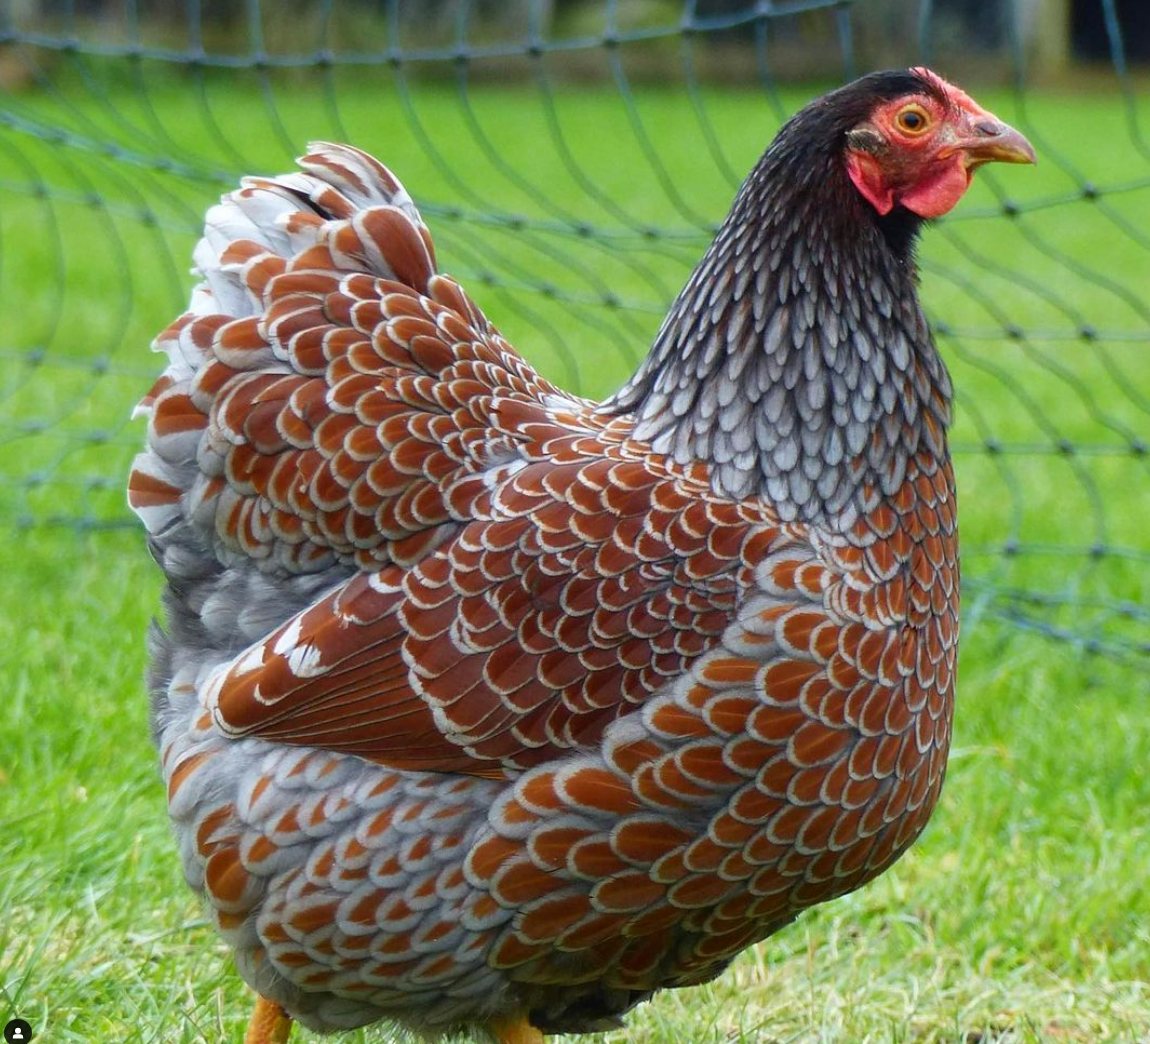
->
[{"left": 910, "top": 66, "right": 986, "bottom": 115}]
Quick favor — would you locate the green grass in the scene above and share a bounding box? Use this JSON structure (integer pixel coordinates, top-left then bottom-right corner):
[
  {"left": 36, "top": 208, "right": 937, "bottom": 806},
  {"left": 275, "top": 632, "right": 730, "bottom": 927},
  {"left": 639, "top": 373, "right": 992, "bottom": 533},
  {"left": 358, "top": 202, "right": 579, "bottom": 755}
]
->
[
  {"left": 1, "top": 61, "right": 1149, "bottom": 1043},
  {"left": 3, "top": 532, "right": 1148, "bottom": 1043}
]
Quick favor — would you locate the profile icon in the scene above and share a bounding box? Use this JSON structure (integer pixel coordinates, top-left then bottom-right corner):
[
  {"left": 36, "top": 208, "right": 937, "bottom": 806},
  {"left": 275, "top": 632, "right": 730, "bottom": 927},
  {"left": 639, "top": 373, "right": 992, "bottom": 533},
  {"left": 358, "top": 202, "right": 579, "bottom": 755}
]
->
[{"left": 4, "top": 1019, "right": 32, "bottom": 1044}]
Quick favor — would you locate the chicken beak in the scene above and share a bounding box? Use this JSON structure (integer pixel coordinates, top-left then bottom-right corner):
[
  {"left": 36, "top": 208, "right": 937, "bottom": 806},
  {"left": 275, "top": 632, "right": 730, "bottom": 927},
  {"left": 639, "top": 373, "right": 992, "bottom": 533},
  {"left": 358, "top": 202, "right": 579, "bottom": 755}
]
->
[{"left": 949, "top": 117, "right": 1037, "bottom": 168}]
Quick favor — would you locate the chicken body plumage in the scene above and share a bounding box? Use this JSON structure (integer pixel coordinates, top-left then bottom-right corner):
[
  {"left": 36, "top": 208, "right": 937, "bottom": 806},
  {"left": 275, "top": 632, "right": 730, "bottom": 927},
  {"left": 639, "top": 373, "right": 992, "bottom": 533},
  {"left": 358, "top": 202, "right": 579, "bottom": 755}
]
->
[{"left": 125, "top": 69, "right": 1028, "bottom": 1041}]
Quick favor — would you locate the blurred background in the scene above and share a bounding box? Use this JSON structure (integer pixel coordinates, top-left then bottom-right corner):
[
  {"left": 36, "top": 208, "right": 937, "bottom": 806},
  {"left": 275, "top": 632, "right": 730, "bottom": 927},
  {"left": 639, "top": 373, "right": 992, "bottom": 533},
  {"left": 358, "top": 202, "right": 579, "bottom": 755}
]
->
[
  {"left": 3, "top": 0, "right": 1149, "bottom": 78},
  {"left": 1, "top": 0, "right": 1147, "bottom": 657},
  {"left": 0, "top": 3, "right": 1148, "bottom": 1041}
]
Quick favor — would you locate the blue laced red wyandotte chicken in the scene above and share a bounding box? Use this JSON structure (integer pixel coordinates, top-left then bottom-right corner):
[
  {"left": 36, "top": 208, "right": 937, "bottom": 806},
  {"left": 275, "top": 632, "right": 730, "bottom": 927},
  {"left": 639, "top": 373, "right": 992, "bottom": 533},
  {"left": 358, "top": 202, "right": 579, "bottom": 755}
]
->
[{"left": 128, "top": 69, "right": 1033, "bottom": 1044}]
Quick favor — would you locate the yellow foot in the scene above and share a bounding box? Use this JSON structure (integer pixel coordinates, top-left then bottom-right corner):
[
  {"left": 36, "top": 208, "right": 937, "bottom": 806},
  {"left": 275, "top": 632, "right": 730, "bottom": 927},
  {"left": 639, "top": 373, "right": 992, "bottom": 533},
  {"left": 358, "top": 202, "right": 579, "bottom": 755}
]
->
[
  {"left": 490, "top": 1014, "right": 545, "bottom": 1044},
  {"left": 244, "top": 995, "right": 292, "bottom": 1044}
]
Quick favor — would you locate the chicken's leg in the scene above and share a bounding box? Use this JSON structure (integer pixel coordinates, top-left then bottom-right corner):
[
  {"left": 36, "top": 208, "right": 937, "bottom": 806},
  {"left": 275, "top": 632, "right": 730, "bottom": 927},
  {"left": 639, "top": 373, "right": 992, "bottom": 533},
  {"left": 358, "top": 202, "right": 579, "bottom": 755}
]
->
[
  {"left": 491, "top": 1014, "right": 544, "bottom": 1044},
  {"left": 244, "top": 996, "right": 292, "bottom": 1044}
]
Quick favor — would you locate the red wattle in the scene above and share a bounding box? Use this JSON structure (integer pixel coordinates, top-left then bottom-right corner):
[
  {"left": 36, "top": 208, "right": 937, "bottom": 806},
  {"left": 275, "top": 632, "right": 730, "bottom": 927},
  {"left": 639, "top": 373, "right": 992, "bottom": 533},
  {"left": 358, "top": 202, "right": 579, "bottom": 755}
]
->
[{"left": 897, "top": 156, "right": 973, "bottom": 218}]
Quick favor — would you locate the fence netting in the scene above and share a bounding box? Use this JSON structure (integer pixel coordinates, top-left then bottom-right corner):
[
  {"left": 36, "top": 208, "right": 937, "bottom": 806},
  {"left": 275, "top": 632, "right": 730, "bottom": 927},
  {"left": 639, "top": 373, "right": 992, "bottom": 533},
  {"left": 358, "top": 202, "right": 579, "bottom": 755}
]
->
[{"left": 0, "top": 0, "right": 1147, "bottom": 662}]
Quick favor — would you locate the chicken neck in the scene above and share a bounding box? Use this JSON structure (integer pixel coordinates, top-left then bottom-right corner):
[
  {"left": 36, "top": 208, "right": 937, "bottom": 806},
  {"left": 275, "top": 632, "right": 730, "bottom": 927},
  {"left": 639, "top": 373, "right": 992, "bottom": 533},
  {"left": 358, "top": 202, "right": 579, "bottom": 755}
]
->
[{"left": 606, "top": 105, "right": 954, "bottom": 533}]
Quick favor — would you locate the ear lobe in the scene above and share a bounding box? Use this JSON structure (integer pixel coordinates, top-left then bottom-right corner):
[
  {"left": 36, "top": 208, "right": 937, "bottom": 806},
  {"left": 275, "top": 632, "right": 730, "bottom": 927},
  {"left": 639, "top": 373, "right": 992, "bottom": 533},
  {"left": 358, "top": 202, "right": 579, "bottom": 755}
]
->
[
  {"left": 846, "top": 150, "right": 894, "bottom": 215},
  {"left": 846, "top": 127, "right": 886, "bottom": 153}
]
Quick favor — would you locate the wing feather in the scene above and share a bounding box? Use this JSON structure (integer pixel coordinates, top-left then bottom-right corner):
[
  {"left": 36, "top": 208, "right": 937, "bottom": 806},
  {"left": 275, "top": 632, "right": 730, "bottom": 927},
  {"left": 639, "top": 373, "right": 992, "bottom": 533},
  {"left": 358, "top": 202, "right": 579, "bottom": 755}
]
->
[{"left": 205, "top": 453, "right": 783, "bottom": 774}]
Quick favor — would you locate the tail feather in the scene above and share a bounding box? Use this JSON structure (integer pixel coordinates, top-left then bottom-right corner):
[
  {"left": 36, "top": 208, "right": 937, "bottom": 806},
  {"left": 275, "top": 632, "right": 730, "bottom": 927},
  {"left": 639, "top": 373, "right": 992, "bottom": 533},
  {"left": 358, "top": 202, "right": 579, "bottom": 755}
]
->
[
  {"left": 128, "top": 142, "right": 558, "bottom": 741},
  {"left": 128, "top": 143, "right": 437, "bottom": 551},
  {"left": 130, "top": 144, "right": 434, "bottom": 732}
]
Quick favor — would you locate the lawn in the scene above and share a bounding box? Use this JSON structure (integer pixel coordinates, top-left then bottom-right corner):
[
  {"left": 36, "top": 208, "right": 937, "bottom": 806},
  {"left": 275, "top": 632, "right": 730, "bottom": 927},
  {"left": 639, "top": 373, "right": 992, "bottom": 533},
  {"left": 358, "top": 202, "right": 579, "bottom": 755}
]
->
[{"left": 0, "top": 46, "right": 1148, "bottom": 1044}]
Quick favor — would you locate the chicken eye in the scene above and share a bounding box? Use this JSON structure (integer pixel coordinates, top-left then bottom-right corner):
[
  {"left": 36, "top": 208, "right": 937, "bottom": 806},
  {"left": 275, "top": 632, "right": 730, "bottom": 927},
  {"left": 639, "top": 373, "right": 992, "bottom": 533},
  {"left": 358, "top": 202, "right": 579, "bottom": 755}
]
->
[{"left": 896, "top": 105, "right": 931, "bottom": 135}]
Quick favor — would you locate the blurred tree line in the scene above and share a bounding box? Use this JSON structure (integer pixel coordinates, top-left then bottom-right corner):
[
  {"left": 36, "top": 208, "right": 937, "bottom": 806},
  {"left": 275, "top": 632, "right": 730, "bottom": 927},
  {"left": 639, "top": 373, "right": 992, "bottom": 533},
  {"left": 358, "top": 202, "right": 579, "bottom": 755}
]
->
[{"left": 3, "top": 0, "right": 1146, "bottom": 76}]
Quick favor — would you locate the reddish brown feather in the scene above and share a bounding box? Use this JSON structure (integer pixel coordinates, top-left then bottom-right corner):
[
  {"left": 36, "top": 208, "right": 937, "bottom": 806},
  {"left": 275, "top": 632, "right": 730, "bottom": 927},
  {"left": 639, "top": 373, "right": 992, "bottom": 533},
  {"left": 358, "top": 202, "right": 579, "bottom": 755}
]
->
[{"left": 131, "top": 138, "right": 965, "bottom": 1024}]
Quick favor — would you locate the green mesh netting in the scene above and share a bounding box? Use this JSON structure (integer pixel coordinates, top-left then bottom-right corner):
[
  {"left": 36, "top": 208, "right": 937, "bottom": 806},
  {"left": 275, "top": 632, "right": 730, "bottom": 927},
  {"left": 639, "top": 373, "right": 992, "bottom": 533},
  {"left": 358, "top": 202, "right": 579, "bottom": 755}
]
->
[{"left": 1, "top": 0, "right": 1147, "bottom": 660}]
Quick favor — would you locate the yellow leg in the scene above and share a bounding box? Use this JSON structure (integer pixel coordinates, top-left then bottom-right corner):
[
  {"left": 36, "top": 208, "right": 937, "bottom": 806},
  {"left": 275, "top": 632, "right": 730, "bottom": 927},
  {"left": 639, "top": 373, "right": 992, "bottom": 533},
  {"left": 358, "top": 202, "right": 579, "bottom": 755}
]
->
[
  {"left": 244, "top": 996, "right": 292, "bottom": 1044},
  {"left": 490, "top": 1014, "right": 545, "bottom": 1044}
]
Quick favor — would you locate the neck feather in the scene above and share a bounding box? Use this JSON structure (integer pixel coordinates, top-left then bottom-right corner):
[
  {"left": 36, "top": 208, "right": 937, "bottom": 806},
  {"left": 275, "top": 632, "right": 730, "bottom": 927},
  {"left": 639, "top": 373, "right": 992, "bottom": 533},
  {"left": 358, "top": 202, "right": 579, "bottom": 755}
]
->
[{"left": 605, "top": 115, "right": 953, "bottom": 530}]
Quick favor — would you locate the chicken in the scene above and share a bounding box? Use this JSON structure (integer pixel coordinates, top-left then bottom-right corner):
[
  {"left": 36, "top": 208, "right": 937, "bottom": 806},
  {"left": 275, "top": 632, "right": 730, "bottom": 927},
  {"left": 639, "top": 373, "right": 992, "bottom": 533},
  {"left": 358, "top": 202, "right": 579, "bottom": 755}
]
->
[{"left": 128, "top": 69, "right": 1034, "bottom": 1044}]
